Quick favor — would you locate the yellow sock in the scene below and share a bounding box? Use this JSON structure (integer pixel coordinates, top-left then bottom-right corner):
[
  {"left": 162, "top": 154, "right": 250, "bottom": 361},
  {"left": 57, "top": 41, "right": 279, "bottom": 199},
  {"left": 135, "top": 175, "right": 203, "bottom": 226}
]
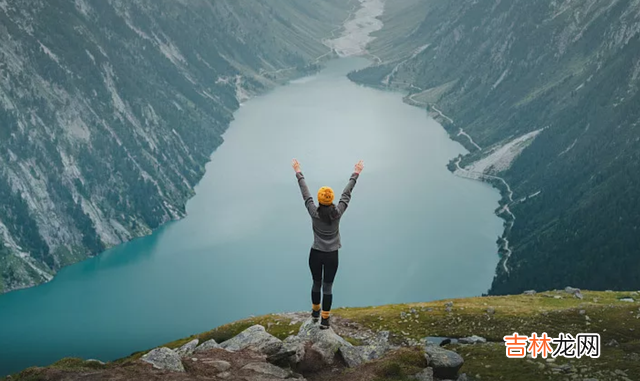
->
[
  {"left": 312, "top": 304, "right": 321, "bottom": 311},
  {"left": 321, "top": 310, "right": 330, "bottom": 319}
]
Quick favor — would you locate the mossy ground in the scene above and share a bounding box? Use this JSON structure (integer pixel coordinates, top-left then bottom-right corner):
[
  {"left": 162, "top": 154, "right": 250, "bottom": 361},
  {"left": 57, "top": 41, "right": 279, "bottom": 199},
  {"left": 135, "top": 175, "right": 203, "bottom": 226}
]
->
[
  {"left": 334, "top": 290, "right": 640, "bottom": 380},
  {"left": 6, "top": 290, "right": 640, "bottom": 380}
]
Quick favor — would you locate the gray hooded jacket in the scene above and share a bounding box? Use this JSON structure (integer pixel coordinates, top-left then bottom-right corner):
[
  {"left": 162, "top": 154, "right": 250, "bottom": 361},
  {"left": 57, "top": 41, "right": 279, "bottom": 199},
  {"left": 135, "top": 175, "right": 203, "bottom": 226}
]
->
[{"left": 296, "top": 171, "right": 359, "bottom": 252}]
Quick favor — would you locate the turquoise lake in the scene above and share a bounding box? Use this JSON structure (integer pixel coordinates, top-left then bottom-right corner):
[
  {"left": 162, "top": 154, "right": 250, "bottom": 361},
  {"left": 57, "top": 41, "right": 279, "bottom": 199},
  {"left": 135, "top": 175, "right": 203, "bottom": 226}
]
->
[{"left": 0, "top": 58, "right": 503, "bottom": 376}]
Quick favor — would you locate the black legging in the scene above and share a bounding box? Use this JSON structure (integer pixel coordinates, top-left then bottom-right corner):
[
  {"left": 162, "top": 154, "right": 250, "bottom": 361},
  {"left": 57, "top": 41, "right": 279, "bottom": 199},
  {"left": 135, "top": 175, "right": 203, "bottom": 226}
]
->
[{"left": 309, "top": 248, "right": 339, "bottom": 313}]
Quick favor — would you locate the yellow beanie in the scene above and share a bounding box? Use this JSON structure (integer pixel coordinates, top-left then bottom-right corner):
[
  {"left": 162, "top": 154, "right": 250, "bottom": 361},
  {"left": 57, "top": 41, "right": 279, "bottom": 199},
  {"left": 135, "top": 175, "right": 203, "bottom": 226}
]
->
[{"left": 317, "top": 186, "right": 334, "bottom": 206}]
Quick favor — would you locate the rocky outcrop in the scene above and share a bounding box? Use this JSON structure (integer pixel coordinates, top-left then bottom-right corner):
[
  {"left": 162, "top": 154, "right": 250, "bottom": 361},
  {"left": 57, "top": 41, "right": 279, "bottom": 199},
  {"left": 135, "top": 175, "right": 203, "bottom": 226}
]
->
[
  {"left": 241, "top": 362, "right": 291, "bottom": 379},
  {"left": 175, "top": 339, "right": 199, "bottom": 357},
  {"left": 424, "top": 344, "right": 464, "bottom": 379},
  {"left": 195, "top": 339, "right": 222, "bottom": 353},
  {"left": 219, "top": 325, "right": 283, "bottom": 356},
  {"left": 141, "top": 347, "right": 185, "bottom": 372}
]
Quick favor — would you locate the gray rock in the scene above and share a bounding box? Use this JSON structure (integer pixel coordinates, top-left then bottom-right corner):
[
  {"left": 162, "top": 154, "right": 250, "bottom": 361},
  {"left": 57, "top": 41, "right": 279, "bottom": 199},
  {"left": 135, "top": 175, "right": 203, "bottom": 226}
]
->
[
  {"left": 619, "top": 297, "right": 635, "bottom": 303},
  {"left": 359, "top": 330, "right": 391, "bottom": 361},
  {"left": 242, "top": 362, "right": 290, "bottom": 378},
  {"left": 456, "top": 374, "right": 470, "bottom": 381},
  {"left": 564, "top": 286, "right": 583, "bottom": 298},
  {"left": 411, "top": 367, "right": 434, "bottom": 381},
  {"left": 557, "top": 363, "right": 573, "bottom": 373},
  {"left": 486, "top": 307, "right": 495, "bottom": 315},
  {"left": 282, "top": 335, "right": 306, "bottom": 363},
  {"left": 195, "top": 338, "right": 222, "bottom": 352},
  {"left": 424, "top": 344, "right": 464, "bottom": 379},
  {"left": 174, "top": 339, "right": 199, "bottom": 357},
  {"left": 339, "top": 345, "right": 366, "bottom": 367},
  {"left": 220, "top": 325, "right": 283, "bottom": 356},
  {"left": 141, "top": 347, "right": 185, "bottom": 372},
  {"left": 268, "top": 335, "right": 306, "bottom": 367},
  {"left": 309, "top": 340, "right": 340, "bottom": 365},
  {"left": 86, "top": 359, "right": 106, "bottom": 365},
  {"left": 523, "top": 290, "right": 537, "bottom": 295},
  {"left": 297, "top": 318, "right": 352, "bottom": 353},
  {"left": 267, "top": 350, "right": 297, "bottom": 364},
  {"left": 202, "top": 359, "right": 231, "bottom": 371},
  {"left": 606, "top": 339, "right": 620, "bottom": 347},
  {"left": 218, "top": 372, "right": 231, "bottom": 379},
  {"left": 458, "top": 335, "right": 487, "bottom": 345}
]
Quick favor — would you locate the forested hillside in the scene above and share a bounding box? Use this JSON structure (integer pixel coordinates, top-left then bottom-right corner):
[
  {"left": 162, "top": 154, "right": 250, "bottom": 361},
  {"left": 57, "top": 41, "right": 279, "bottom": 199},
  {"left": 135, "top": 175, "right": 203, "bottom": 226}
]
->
[
  {"left": 350, "top": 0, "right": 640, "bottom": 295},
  {"left": 0, "top": 0, "right": 350, "bottom": 293}
]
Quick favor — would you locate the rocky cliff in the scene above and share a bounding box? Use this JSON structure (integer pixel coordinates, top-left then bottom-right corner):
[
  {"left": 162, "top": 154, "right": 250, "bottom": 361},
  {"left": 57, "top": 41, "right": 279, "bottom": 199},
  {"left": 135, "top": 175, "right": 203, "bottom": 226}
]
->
[
  {"left": 5, "top": 290, "right": 640, "bottom": 380},
  {"left": 349, "top": 0, "right": 640, "bottom": 295},
  {"left": 0, "top": 0, "right": 350, "bottom": 293}
]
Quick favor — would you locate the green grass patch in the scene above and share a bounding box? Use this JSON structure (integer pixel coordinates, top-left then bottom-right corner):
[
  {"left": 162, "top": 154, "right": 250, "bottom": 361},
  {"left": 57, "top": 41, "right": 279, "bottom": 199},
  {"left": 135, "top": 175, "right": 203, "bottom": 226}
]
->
[
  {"left": 334, "top": 291, "right": 640, "bottom": 342},
  {"left": 6, "top": 358, "right": 107, "bottom": 381},
  {"left": 451, "top": 342, "right": 640, "bottom": 380}
]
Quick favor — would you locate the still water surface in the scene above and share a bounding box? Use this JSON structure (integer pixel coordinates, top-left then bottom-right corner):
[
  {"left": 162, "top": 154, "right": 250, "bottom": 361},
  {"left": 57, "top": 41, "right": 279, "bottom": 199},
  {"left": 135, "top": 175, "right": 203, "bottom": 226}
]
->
[{"left": 0, "top": 58, "right": 502, "bottom": 375}]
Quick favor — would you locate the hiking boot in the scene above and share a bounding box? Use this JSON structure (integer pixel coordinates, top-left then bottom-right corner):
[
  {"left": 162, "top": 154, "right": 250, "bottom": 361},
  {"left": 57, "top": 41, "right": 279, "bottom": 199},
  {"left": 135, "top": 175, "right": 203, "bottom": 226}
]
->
[
  {"left": 311, "top": 309, "right": 320, "bottom": 322},
  {"left": 320, "top": 316, "right": 330, "bottom": 330}
]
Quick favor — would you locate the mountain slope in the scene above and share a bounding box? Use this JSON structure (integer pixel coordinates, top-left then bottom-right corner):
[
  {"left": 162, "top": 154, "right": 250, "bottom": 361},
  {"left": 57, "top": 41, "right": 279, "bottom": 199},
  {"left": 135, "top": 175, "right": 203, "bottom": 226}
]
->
[
  {"left": 0, "top": 0, "right": 352, "bottom": 293},
  {"left": 6, "top": 290, "right": 640, "bottom": 380},
  {"left": 349, "top": 0, "right": 640, "bottom": 295}
]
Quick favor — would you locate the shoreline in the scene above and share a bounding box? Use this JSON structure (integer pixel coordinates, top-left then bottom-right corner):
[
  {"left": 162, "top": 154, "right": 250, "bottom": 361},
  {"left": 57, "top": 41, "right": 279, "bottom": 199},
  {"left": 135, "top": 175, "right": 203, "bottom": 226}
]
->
[{"left": 401, "top": 90, "right": 516, "bottom": 276}]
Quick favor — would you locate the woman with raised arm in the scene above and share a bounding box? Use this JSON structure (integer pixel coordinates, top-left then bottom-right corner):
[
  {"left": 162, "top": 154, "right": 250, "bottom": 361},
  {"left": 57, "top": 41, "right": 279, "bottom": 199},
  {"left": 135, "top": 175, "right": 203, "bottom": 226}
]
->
[{"left": 292, "top": 159, "right": 364, "bottom": 329}]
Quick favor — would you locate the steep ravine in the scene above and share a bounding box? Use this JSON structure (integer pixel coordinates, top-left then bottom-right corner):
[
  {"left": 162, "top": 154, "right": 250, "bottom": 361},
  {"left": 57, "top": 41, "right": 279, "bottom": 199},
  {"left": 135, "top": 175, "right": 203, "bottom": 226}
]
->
[{"left": 0, "top": 0, "right": 353, "bottom": 293}]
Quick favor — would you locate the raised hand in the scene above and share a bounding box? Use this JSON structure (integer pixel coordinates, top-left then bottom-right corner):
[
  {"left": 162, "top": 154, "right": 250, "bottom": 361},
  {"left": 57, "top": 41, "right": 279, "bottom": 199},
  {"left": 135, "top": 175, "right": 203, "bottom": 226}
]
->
[
  {"left": 292, "top": 159, "right": 301, "bottom": 173},
  {"left": 354, "top": 160, "right": 364, "bottom": 174}
]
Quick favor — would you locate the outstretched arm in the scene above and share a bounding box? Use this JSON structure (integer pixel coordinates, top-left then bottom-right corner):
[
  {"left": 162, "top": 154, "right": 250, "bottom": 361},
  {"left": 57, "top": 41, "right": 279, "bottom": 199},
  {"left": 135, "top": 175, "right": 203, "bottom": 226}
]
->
[
  {"left": 292, "top": 159, "right": 318, "bottom": 217},
  {"left": 337, "top": 160, "right": 364, "bottom": 214}
]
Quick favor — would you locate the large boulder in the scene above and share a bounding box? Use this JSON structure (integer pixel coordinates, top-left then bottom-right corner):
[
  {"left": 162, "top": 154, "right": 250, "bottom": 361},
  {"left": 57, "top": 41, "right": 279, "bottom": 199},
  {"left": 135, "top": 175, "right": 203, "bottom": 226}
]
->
[
  {"left": 424, "top": 344, "right": 464, "bottom": 379},
  {"left": 141, "top": 347, "right": 185, "bottom": 372},
  {"left": 360, "top": 330, "right": 391, "bottom": 361},
  {"left": 297, "top": 319, "right": 353, "bottom": 364},
  {"left": 174, "top": 339, "right": 199, "bottom": 357},
  {"left": 338, "top": 345, "right": 366, "bottom": 368},
  {"left": 268, "top": 335, "right": 305, "bottom": 366},
  {"left": 564, "top": 286, "right": 584, "bottom": 299},
  {"left": 297, "top": 319, "right": 352, "bottom": 348},
  {"left": 195, "top": 338, "right": 222, "bottom": 353},
  {"left": 201, "top": 359, "right": 231, "bottom": 372},
  {"left": 220, "top": 325, "right": 283, "bottom": 356},
  {"left": 242, "top": 362, "right": 291, "bottom": 379}
]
